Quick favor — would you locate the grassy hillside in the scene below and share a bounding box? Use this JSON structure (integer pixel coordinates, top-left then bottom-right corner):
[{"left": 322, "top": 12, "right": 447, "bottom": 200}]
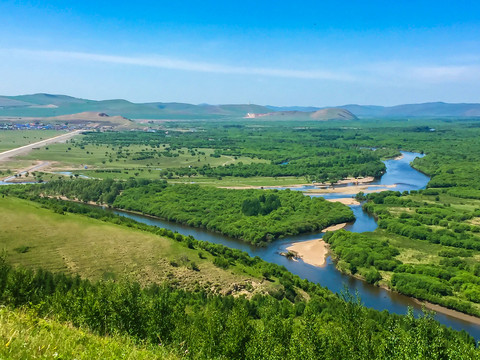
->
[
  {"left": 0, "top": 196, "right": 280, "bottom": 295},
  {"left": 0, "top": 308, "right": 177, "bottom": 360}
]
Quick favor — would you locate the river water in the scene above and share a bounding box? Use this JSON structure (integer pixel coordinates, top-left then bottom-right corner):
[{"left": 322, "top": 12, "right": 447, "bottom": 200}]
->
[{"left": 111, "top": 151, "right": 480, "bottom": 339}]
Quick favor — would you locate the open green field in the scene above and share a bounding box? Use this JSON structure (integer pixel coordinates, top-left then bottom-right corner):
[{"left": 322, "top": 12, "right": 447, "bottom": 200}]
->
[
  {"left": 15, "top": 137, "right": 266, "bottom": 171},
  {"left": 0, "top": 130, "right": 62, "bottom": 152},
  {"left": 1, "top": 122, "right": 395, "bottom": 184},
  {"left": 0, "top": 196, "right": 276, "bottom": 295}
]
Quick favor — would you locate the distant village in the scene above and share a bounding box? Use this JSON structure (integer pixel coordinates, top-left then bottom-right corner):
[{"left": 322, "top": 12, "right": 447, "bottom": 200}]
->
[{"left": 0, "top": 122, "right": 114, "bottom": 132}]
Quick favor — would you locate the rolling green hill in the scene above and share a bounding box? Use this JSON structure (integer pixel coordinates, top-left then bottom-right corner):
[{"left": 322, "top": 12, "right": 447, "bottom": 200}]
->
[{"left": 0, "top": 93, "right": 273, "bottom": 120}]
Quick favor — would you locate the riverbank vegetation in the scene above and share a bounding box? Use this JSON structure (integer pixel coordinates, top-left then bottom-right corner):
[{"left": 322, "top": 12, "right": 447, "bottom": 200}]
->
[
  {"left": 17, "top": 178, "right": 354, "bottom": 245},
  {"left": 362, "top": 189, "right": 480, "bottom": 316},
  {"left": 283, "top": 118, "right": 480, "bottom": 318}
]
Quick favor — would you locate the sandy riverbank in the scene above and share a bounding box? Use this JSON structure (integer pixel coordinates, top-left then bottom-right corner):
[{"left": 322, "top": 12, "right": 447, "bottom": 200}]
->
[
  {"left": 220, "top": 176, "right": 376, "bottom": 190},
  {"left": 326, "top": 198, "right": 360, "bottom": 205},
  {"left": 335, "top": 176, "right": 375, "bottom": 185},
  {"left": 413, "top": 299, "right": 480, "bottom": 326},
  {"left": 306, "top": 183, "right": 397, "bottom": 195},
  {"left": 322, "top": 223, "right": 348, "bottom": 232},
  {"left": 285, "top": 223, "right": 347, "bottom": 267},
  {"left": 286, "top": 239, "right": 329, "bottom": 267}
]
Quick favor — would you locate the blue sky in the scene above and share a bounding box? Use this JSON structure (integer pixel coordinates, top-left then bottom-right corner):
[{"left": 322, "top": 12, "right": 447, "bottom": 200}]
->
[{"left": 1, "top": 0, "right": 480, "bottom": 106}]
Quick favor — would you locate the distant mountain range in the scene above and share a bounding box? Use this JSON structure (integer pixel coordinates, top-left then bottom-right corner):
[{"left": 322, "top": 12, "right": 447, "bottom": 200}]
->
[
  {"left": 1, "top": 94, "right": 479, "bottom": 120},
  {"left": 268, "top": 102, "right": 480, "bottom": 117},
  {"left": 0, "top": 93, "right": 271, "bottom": 120}
]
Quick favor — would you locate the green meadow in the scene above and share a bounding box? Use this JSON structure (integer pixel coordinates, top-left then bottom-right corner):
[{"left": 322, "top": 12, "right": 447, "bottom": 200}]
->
[
  {"left": 16, "top": 136, "right": 266, "bottom": 173},
  {"left": 0, "top": 130, "right": 62, "bottom": 152}
]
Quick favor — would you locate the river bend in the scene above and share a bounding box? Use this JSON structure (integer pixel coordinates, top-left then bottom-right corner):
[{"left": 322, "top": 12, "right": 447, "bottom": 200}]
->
[{"left": 111, "top": 152, "right": 480, "bottom": 339}]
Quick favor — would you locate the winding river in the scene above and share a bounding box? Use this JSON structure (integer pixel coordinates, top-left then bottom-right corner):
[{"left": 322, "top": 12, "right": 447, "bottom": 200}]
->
[
  {"left": 3, "top": 151, "right": 478, "bottom": 337},
  {"left": 110, "top": 151, "right": 480, "bottom": 339}
]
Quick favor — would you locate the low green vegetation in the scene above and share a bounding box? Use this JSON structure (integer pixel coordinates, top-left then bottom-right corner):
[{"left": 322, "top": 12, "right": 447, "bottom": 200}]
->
[
  {"left": 324, "top": 230, "right": 401, "bottom": 278},
  {"left": 18, "top": 136, "right": 264, "bottom": 171},
  {"left": 0, "top": 252, "right": 478, "bottom": 359},
  {"left": 3, "top": 123, "right": 393, "bottom": 183}
]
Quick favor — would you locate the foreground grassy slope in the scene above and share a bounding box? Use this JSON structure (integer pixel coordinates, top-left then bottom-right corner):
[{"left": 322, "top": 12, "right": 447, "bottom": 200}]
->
[
  {"left": 0, "top": 308, "right": 177, "bottom": 360},
  {"left": 0, "top": 250, "right": 478, "bottom": 359},
  {"left": 0, "top": 196, "right": 277, "bottom": 295}
]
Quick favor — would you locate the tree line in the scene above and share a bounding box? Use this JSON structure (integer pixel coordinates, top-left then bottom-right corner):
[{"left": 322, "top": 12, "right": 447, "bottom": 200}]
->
[{"left": 25, "top": 179, "right": 355, "bottom": 245}]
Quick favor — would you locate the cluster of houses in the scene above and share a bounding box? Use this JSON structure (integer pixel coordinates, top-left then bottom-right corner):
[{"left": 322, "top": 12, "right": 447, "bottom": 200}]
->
[
  {"left": 0, "top": 122, "right": 113, "bottom": 131},
  {"left": 0, "top": 122, "right": 79, "bottom": 131}
]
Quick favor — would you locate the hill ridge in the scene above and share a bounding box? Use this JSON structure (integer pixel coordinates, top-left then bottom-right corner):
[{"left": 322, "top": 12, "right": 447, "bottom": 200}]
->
[{"left": 2, "top": 93, "right": 480, "bottom": 118}]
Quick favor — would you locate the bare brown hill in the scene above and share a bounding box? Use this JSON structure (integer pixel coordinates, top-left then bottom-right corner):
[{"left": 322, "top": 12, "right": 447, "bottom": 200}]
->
[
  {"left": 245, "top": 108, "right": 357, "bottom": 121},
  {"left": 46, "top": 112, "right": 132, "bottom": 127}
]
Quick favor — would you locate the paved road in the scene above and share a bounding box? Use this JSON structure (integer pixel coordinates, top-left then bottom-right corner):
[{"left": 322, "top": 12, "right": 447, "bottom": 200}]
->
[{"left": 0, "top": 130, "right": 83, "bottom": 162}]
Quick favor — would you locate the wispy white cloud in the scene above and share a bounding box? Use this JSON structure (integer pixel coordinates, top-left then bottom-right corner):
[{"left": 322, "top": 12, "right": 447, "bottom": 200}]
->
[
  {"left": 3, "top": 48, "right": 356, "bottom": 82},
  {"left": 360, "top": 60, "right": 480, "bottom": 84},
  {"left": 408, "top": 64, "right": 480, "bottom": 82},
  {"left": 3, "top": 48, "right": 480, "bottom": 86}
]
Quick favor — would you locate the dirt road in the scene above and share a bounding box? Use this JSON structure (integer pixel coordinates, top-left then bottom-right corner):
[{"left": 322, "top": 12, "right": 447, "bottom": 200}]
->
[
  {"left": 0, "top": 130, "right": 83, "bottom": 162},
  {"left": 1, "top": 161, "right": 50, "bottom": 182}
]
